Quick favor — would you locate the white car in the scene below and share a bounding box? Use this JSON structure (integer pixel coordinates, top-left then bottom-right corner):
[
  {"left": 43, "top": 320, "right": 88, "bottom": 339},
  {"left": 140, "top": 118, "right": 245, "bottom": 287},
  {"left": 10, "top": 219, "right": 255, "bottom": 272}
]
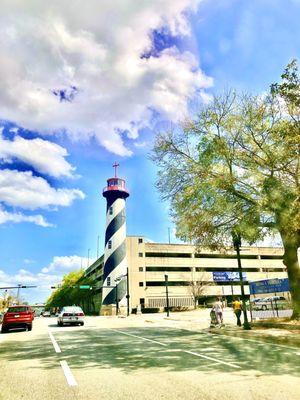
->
[
  {"left": 57, "top": 306, "right": 85, "bottom": 326},
  {"left": 42, "top": 311, "right": 51, "bottom": 317},
  {"left": 254, "top": 296, "right": 289, "bottom": 310}
]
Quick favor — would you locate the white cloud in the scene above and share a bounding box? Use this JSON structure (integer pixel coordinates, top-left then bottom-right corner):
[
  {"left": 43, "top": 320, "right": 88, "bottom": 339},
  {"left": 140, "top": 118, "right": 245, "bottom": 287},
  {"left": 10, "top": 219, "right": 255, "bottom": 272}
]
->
[
  {"left": 41, "top": 255, "right": 88, "bottom": 274},
  {"left": 0, "top": 0, "right": 211, "bottom": 156},
  {"left": 24, "top": 259, "right": 35, "bottom": 265},
  {"left": 0, "top": 205, "right": 52, "bottom": 227},
  {"left": 0, "top": 132, "right": 75, "bottom": 178},
  {"left": 0, "top": 255, "right": 93, "bottom": 303},
  {"left": 0, "top": 169, "right": 85, "bottom": 210}
]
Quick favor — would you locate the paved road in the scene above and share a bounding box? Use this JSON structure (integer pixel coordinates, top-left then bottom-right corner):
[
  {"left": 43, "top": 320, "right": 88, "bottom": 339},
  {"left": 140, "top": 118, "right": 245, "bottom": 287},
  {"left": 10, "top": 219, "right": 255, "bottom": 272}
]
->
[{"left": 0, "top": 316, "right": 300, "bottom": 400}]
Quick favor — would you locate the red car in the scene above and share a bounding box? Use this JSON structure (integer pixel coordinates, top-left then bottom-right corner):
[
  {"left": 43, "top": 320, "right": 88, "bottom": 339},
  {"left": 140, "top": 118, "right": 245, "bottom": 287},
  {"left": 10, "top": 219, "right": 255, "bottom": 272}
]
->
[{"left": 1, "top": 305, "right": 34, "bottom": 333}]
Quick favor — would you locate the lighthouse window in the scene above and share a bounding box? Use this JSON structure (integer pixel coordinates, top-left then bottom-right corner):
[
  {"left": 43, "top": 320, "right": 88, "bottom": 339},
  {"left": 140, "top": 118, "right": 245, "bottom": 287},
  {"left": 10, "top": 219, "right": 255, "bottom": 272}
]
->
[
  {"left": 139, "top": 282, "right": 144, "bottom": 287},
  {"left": 107, "top": 277, "right": 111, "bottom": 286},
  {"left": 138, "top": 252, "right": 143, "bottom": 257},
  {"left": 108, "top": 240, "right": 112, "bottom": 249},
  {"left": 109, "top": 206, "right": 113, "bottom": 215}
]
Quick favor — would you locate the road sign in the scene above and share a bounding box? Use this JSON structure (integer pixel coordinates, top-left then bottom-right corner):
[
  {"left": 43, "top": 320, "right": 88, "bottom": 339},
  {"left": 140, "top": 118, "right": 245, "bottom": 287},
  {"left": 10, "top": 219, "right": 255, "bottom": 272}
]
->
[
  {"left": 79, "top": 285, "right": 91, "bottom": 289},
  {"left": 213, "top": 271, "right": 247, "bottom": 282},
  {"left": 249, "top": 278, "right": 290, "bottom": 295}
]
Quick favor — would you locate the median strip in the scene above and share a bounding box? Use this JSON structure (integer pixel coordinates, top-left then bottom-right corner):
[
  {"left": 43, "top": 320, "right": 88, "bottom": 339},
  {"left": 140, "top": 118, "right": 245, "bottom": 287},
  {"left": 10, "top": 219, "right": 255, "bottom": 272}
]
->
[{"left": 60, "top": 360, "right": 78, "bottom": 386}]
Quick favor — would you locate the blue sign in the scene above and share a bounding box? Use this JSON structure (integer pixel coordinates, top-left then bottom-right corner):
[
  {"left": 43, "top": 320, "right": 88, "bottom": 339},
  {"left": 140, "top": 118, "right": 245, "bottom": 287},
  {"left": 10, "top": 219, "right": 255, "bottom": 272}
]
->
[
  {"left": 249, "top": 278, "right": 290, "bottom": 295},
  {"left": 213, "top": 271, "right": 247, "bottom": 282}
]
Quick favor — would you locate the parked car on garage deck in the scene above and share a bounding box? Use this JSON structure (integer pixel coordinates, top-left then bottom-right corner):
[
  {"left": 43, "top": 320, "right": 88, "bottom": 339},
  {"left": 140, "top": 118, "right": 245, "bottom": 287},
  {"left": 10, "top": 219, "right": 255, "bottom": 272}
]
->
[
  {"left": 253, "top": 296, "right": 289, "bottom": 310},
  {"left": 1, "top": 305, "right": 34, "bottom": 333},
  {"left": 57, "top": 306, "right": 84, "bottom": 326}
]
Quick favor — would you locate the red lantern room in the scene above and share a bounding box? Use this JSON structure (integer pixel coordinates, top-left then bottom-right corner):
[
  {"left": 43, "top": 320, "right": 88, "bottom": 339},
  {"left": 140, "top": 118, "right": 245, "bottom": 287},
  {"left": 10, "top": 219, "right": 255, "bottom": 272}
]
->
[{"left": 103, "top": 162, "right": 129, "bottom": 199}]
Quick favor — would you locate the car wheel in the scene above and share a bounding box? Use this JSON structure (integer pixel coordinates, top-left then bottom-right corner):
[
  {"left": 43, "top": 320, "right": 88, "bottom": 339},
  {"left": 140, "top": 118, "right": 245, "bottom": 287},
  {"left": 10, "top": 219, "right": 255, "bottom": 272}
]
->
[
  {"left": 1, "top": 326, "right": 8, "bottom": 333},
  {"left": 81, "top": 322, "right": 84, "bottom": 326},
  {"left": 27, "top": 324, "right": 32, "bottom": 331}
]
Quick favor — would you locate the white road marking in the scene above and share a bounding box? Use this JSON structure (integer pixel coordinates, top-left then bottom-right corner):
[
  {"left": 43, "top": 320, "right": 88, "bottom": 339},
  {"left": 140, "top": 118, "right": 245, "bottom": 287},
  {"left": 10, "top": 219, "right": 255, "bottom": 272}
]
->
[
  {"left": 60, "top": 360, "right": 77, "bottom": 386},
  {"left": 112, "top": 329, "right": 241, "bottom": 369},
  {"left": 111, "top": 329, "right": 167, "bottom": 346},
  {"left": 48, "top": 331, "right": 61, "bottom": 353},
  {"left": 183, "top": 350, "right": 241, "bottom": 369}
]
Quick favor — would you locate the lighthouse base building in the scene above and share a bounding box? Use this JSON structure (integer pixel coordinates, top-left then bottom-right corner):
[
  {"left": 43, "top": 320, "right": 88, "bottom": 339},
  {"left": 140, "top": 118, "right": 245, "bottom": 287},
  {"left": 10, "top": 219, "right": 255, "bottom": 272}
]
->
[{"left": 84, "top": 236, "right": 288, "bottom": 315}]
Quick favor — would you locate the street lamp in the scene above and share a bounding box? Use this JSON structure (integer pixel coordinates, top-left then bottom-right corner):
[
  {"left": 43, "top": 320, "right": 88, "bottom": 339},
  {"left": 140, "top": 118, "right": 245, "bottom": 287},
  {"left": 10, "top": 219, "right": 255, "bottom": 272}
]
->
[
  {"left": 165, "top": 274, "right": 170, "bottom": 317},
  {"left": 114, "top": 271, "right": 130, "bottom": 317},
  {"left": 114, "top": 277, "right": 121, "bottom": 315},
  {"left": 232, "top": 231, "right": 251, "bottom": 330}
]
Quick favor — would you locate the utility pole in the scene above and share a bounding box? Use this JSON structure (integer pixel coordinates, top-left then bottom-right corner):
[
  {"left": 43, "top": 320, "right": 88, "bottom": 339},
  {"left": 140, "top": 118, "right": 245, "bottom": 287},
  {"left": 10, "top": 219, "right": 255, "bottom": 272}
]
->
[
  {"left": 232, "top": 231, "right": 251, "bottom": 330},
  {"left": 168, "top": 227, "right": 171, "bottom": 244},
  {"left": 97, "top": 235, "right": 100, "bottom": 259},
  {"left": 165, "top": 274, "right": 170, "bottom": 317},
  {"left": 87, "top": 248, "right": 90, "bottom": 268}
]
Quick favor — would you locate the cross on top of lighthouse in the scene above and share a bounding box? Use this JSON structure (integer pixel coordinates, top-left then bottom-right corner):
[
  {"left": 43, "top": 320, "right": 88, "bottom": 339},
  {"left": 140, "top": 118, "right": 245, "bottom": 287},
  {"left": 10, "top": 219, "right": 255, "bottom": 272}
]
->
[
  {"left": 103, "top": 162, "right": 129, "bottom": 198},
  {"left": 113, "top": 162, "right": 119, "bottom": 177}
]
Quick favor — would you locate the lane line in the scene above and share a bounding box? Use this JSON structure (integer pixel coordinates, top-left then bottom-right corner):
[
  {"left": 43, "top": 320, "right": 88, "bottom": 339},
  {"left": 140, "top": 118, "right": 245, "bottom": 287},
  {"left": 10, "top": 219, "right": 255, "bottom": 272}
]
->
[
  {"left": 60, "top": 360, "right": 77, "bottom": 386},
  {"left": 183, "top": 350, "right": 241, "bottom": 369},
  {"left": 48, "top": 331, "right": 61, "bottom": 353},
  {"left": 111, "top": 329, "right": 167, "bottom": 346}
]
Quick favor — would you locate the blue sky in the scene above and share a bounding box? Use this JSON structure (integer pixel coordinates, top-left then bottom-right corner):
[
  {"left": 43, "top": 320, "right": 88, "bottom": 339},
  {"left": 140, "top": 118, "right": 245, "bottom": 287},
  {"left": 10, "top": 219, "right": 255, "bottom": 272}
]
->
[{"left": 0, "top": 0, "right": 299, "bottom": 303}]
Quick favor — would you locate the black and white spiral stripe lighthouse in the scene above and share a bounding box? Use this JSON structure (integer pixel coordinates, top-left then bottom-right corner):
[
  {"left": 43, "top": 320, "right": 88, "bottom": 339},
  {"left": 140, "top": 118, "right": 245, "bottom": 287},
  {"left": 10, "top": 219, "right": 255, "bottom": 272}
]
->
[{"left": 101, "top": 163, "right": 129, "bottom": 313}]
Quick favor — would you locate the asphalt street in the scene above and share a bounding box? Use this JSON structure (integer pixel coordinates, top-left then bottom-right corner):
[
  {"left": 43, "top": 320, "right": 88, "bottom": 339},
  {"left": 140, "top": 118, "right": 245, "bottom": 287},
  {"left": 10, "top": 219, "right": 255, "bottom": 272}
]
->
[{"left": 0, "top": 315, "right": 300, "bottom": 400}]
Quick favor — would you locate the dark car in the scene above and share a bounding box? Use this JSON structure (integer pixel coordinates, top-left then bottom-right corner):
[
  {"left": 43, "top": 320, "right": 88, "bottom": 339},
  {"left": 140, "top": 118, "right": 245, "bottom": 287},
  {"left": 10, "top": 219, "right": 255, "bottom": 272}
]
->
[{"left": 1, "top": 305, "right": 34, "bottom": 333}]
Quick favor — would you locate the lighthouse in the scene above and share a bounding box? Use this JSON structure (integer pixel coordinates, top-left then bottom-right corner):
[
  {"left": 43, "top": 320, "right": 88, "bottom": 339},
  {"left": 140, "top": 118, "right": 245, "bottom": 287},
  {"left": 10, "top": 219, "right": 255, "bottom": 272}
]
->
[{"left": 101, "top": 163, "right": 129, "bottom": 315}]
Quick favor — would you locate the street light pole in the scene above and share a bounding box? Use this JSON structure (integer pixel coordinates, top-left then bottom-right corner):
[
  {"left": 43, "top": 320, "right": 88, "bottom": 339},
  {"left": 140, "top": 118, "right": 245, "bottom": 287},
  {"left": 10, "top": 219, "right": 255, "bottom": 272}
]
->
[
  {"left": 17, "top": 284, "right": 21, "bottom": 304},
  {"left": 126, "top": 267, "right": 130, "bottom": 317},
  {"left": 115, "top": 282, "right": 119, "bottom": 315},
  {"left": 165, "top": 274, "right": 170, "bottom": 317},
  {"left": 232, "top": 231, "right": 251, "bottom": 330}
]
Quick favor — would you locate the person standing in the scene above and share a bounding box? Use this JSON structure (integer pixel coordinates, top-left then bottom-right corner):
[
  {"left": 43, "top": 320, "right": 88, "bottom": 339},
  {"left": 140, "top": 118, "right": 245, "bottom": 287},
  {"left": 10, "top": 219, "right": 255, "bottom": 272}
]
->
[
  {"left": 232, "top": 298, "right": 242, "bottom": 326},
  {"left": 213, "top": 297, "right": 224, "bottom": 326}
]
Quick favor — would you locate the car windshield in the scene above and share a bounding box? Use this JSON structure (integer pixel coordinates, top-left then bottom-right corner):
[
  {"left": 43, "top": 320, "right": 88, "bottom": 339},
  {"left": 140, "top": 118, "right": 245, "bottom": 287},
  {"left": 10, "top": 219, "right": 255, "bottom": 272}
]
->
[{"left": 7, "top": 306, "right": 28, "bottom": 313}]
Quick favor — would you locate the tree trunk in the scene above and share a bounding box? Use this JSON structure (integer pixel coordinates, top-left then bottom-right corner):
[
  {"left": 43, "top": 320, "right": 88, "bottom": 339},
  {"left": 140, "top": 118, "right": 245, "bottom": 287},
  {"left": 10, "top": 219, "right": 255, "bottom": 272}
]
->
[{"left": 281, "top": 233, "right": 300, "bottom": 319}]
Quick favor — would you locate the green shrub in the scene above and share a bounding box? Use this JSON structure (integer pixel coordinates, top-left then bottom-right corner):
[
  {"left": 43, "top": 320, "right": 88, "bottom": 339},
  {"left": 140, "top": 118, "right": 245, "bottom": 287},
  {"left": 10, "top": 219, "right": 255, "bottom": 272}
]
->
[{"left": 141, "top": 307, "right": 160, "bottom": 313}]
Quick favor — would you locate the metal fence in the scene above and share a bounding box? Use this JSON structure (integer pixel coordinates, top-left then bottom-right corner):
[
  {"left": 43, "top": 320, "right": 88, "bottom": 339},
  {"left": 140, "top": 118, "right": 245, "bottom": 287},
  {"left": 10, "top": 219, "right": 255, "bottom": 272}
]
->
[
  {"left": 250, "top": 299, "right": 293, "bottom": 320},
  {"left": 147, "top": 297, "right": 194, "bottom": 308}
]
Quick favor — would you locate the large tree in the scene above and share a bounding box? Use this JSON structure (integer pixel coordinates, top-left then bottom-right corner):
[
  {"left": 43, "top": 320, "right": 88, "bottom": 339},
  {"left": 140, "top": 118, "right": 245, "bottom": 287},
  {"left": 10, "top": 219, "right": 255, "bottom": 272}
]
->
[
  {"left": 152, "top": 61, "right": 300, "bottom": 318},
  {"left": 46, "top": 270, "right": 95, "bottom": 310}
]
